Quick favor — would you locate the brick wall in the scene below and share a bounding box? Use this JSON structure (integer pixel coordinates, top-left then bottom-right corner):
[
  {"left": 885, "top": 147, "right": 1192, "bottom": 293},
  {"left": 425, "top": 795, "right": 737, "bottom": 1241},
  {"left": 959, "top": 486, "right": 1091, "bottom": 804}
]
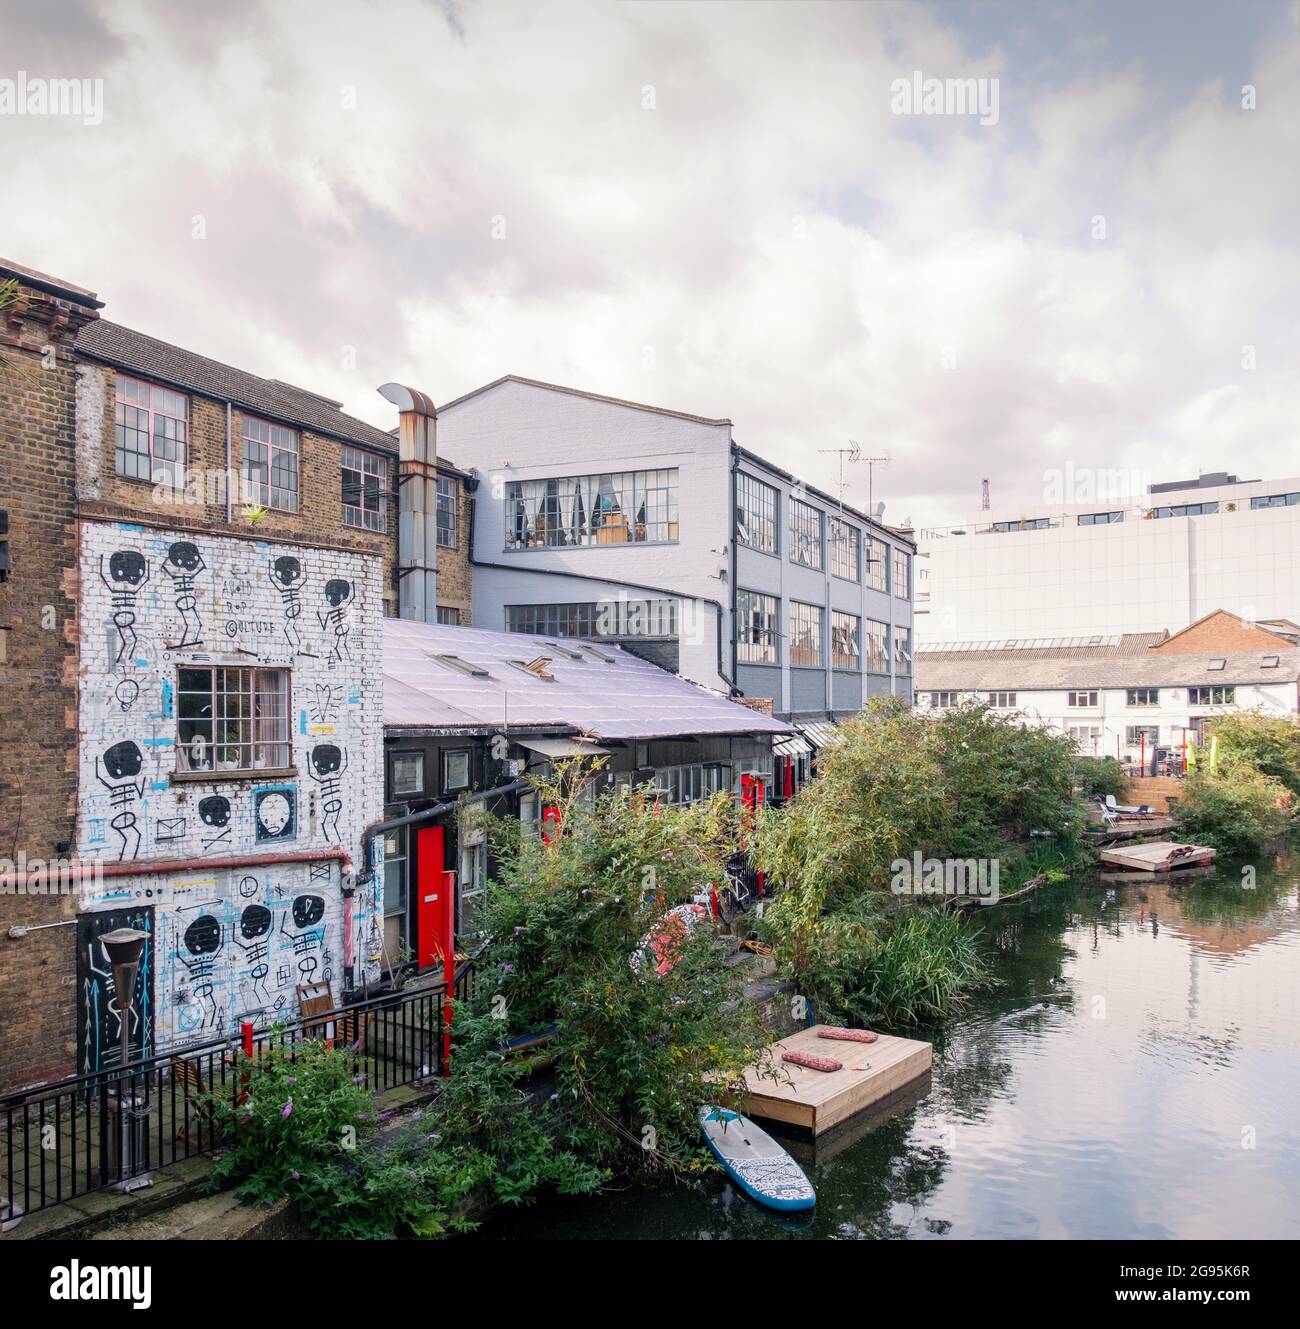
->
[
  {"left": 0, "top": 280, "right": 95, "bottom": 1092},
  {"left": 435, "top": 469, "right": 473, "bottom": 624},
  {"left": 1149, "top": 610, "right": 1295, "bottom": 656},
  {"left": 1121, "top": 777, "right": 1186, "bottom": 813}
]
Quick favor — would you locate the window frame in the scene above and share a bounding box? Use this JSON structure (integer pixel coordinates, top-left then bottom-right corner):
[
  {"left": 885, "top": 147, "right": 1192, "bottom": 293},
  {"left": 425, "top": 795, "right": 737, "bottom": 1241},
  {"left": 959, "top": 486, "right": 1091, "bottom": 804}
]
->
[
  {"left": 865, "top": 619, "right": 889, "bottom": 673},
  {"left": 504, "top": 468, "right": 679, "bottom": 549},
  {"left": 443, "top": 747, "right": 472, "bottom": 792},
  {"left": 735, "top": 472, "right": 779, "bottom": 555},
  {"left": 829, "top": 517, "right": 860, "bottom": 582},
  {"left": 788, "top": 499, "right": 824, "bottom": 570},
  {"left": 1189, "top": 685, "right": 1235, "bottom": 705},
  {"left": 830, "top": 609, "right": 860, "bottom": 671},
  {"left": 242, "top": 415, "right": 300, "bottom": 513},
  {"left": 436, "top": 475, "right": 458, "bottom": 548},
  {"left": 1067, "top": 690, "right": 1100, "bottom": 708},
  {"left": 341, "top": 445, "right": 388, "bottom": 532},
  {"left": 892, "top": 547, "right": 911, "bottom": 599},
  {"left": 114, "top": 374, "right": 189, "bottom": 488},
  {"left": 865, "top": 536, "right": 889, "bottom": 593},
  {"left": 390, "top": 750, "right": 425, "bottom": 797},
  {"left": 1126, "top": 688, "right": 1159, "bottom": 706},
  {"left": 736, "top": 589, "right": 779, "bottom": 665},
  {"left": 788, "top": 600, "right": 823, "bottom": 667},
  {"left": 175, "top": 665, "right": 293, "bottom": 777}
]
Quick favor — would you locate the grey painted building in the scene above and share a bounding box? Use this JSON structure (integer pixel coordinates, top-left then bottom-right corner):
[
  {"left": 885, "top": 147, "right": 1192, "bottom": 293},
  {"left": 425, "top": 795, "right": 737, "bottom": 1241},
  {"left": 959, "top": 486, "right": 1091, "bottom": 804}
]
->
[{"left": 433, "top": 375, "right": 914, "bottom": 720}]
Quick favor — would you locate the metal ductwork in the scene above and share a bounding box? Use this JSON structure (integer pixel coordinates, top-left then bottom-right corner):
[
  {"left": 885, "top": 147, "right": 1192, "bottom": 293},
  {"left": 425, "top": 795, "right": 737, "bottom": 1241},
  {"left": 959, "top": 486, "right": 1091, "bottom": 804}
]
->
[{"left": 379, "top": 382, "right": 438, "bottom": 623}]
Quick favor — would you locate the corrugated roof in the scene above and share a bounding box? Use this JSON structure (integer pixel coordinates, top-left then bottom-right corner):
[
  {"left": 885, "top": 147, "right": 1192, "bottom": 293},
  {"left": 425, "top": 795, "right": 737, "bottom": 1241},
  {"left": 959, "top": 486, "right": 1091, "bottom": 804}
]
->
[
  {"left": 76, "top": 320, "right": 398, "bottom": 455},
  {"left": 383, "top": 619, "right": 793, "bottom": 740},
  {"left": 797, "top": 721, "right": 844, "bottom": 749}
]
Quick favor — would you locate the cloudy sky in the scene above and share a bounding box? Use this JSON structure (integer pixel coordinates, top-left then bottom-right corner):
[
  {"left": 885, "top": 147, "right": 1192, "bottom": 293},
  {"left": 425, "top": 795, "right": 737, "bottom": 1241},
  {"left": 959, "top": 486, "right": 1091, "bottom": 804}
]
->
[{"left": 4, "top": 0, "right": 1299, "bottom": 526}]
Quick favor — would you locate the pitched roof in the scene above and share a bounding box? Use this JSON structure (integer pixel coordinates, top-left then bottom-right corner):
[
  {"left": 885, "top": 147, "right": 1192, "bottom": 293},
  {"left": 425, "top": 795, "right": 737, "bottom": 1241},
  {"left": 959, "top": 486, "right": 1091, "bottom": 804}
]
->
[
  {"left": 75, "top": 320, "right": 397, "bottom": 455},
  {"left": 436, "top": 374, "right": 732, "bottom": 426},
  {"left": 1148, "top": 609, "right": 1298, "bottom": 654},
  {"left": 383, "top": 619, "right": 793, "bottom": 740}
]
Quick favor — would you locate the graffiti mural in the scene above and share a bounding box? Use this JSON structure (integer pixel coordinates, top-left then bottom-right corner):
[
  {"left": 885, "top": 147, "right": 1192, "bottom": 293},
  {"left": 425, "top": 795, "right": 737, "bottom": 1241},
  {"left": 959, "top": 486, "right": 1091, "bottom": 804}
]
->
[{"left": 76, "top": 906, "right": 155, "bottom": 1075}]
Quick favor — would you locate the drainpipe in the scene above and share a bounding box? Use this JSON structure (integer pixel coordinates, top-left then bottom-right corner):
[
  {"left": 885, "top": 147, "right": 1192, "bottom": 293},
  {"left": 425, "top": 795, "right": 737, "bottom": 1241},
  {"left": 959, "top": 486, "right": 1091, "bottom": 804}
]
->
[
  {"left": 225, "top": 401, "right": 233, "bottom": 523},
  {"left": 466, "top": 496, "right": 736, "bottom": 693},
  {"left": 379, "top": 382, "right": 438, "bottom": 623}
]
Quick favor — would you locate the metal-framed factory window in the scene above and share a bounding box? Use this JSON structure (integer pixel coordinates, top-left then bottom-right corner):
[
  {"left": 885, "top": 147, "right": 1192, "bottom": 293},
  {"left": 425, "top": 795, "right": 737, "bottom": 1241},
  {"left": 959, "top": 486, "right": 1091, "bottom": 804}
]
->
[
  {"left": 788, "top": 499, "right": 823, "bottom": 569},
  {"left": 176, "top": 666, "right": 291, "bottom": 772},
  {"left": 735, "top": 472, "right": 778, "bottom": 554},
  {"left": 341, "top": 446, "right": 388, "bottom": 532}
]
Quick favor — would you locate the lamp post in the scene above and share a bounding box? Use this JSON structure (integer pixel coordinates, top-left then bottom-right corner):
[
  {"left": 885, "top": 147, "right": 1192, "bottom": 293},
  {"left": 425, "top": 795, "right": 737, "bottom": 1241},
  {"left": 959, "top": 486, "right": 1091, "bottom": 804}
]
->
[{"left": 99, "top": 927, "right": 153, "bottom": 1192}]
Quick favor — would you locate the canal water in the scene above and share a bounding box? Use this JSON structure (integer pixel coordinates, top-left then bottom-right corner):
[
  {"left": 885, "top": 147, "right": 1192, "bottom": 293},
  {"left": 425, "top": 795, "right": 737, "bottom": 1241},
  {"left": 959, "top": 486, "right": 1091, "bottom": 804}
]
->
[{"left": 492, "top": 854, "right": 1300, "bottom": 1239}]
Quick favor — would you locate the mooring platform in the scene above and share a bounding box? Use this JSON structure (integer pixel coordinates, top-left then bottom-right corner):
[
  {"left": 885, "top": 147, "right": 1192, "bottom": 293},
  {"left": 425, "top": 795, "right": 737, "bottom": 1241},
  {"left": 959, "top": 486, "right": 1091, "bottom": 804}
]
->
[{"left": 738, "top": 1024, "right": 934, "bottom": 1135}]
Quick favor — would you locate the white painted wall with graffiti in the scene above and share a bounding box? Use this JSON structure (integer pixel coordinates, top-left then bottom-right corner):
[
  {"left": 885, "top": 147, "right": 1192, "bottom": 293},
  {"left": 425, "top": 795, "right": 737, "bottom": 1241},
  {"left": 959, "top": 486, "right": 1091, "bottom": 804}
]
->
[{"left": 75, "top": 518, "right": 384, "bottom": 1064}]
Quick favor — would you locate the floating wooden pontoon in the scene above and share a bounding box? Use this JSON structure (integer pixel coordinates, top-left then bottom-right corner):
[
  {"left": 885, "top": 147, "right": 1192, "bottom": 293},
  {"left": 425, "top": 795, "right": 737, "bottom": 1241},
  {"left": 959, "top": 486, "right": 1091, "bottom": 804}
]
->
[
  {"left": 737, "top": 1024, "right": 933, "bottom": 1135},
  {"left": 1098, "top": 840, "right": 1216, "bottom": 873}
]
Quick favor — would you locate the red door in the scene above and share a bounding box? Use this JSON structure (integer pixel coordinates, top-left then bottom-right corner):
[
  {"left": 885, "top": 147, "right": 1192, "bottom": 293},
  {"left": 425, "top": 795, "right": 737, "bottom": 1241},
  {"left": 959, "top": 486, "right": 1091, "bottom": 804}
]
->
[{"left": 416, "top": 825, "right": 451, "bottom": 970}]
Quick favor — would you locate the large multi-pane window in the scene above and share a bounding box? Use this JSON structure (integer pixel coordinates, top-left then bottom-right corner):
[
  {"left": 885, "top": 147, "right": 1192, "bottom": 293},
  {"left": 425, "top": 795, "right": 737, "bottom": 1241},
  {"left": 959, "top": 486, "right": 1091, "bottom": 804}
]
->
[
  {"left": 505, "top": 469, "right": 678, "bottom": 548},
  {"left": 653, "top": 763, "right": 731, "bottom": 805},
  {"left": 735, "top": 472, "right": 778, "bottom": 554},
  {"left": 865, "top": 619, "right": 889, "bottom": 672},
  {"left": 436, "top": 606, "right": 461, "bottom": 625},
  {"left": 341, "top": 446, "right": 387, "bottom": 532},
  {"left": 1068, "top": 690, "right": 1099, "bottom": 707},
  {"left": 789, "top": 601, "right": 823, "bottom": 667},
  {"left": 865, "top": 536, "right": 889, "bottom": 592},
  {"left": 176, "top": 666, "right": 290, "bottom": 772},
  {"left": 830, "top": 610, "right": 860, "bottom": 670},
  {"left": 788, "top": 499, "right": 823, "bottom": 569},
  {"left": 1126, "top": 688, "right": 1159, "bottom": 706},
  {"left": 1190, "top": 686, "right": 1235, "bottom": 705},
  {"left": 894, "top": 625, "right": 911, "bottom": 673},
  {"left": 829, "top": 518, "right": 859, "bottom": 581},
  {"left": 892, "top": 547, "right": 911, "bottom": 599},
  {"left": 115, "top": 375, "right": 188, "bottom": 487},
  {"left": 242, "top": 416, "right": 299, "bottom": 512},
  {"left": 505, "top": 600, "right": 678, "bottom": 639},
  {"left": 736, "top": 590, "right": 779, "bottom": 664},
  {"left": 436, "top": 476, "right": 457, "bottom": 547},
  {"left": 987, "top": 691, "right": 1017, "bottom": 708},
  {"left": 1152, "top": 501, "right": 1218, "bottom": 518}
]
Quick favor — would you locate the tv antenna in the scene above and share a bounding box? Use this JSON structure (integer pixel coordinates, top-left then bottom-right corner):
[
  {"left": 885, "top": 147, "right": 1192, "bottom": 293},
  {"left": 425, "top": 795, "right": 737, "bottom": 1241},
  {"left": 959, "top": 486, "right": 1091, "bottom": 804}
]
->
[{"left": 817, "top": 442, "right": 890, "bottom": 512}]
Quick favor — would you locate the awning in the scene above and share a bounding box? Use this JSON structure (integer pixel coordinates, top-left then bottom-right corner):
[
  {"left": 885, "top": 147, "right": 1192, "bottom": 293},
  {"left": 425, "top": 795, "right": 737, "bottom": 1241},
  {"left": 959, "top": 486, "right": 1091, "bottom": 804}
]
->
[
  {"left": 517, "top": 737, "right": 612, "bottom": 759},
  {"left": 797, "top": 722, "right": 844, "bottom": 750},
  {"left": 773, "top": 733, "right": 812, "bottom": 758}
]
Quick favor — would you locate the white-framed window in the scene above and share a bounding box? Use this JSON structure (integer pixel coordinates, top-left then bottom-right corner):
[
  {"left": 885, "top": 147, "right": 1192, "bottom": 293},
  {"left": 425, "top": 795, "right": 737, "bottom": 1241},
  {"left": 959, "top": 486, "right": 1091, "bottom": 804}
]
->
[
  {"left": 341, "top": 446, "right": 388, "bottom": 532},
  {"left": 1126, "top": 725, "right": 1159, "bottom": 746},
  {"left": 242, "top": 416, "right": 299, "bottom": 512},
  {"left": 829, "top": 518, "right": 859, "bottom": 581},
  {"left": 436, "top": 606, "right": 461, "bottom": 626},
  {"left": 443, "top": 749, "right": 471, "bottom": 791},
  {"left": 115, "top": 375, "right": 188, "bottom": 487},
  {"left": 929, "top": 691, "right": 962, "bottom": 709},
  {"left": 1190, "top": 686, "right": 1235, "bottom": 705},
  {"left": 789, "top": 601, "right": 823, "bottom": 667},
  {"left": 788, "top": 499, "right": 823, "bottom": 569},
  {"left": 1068, "top": 690, "right": 1099, "bottom": 708},
  {"left": 506, "top": 469, "right": 678, "bottom": 548},
  {"left": 1067, "top": 723, "right": 1103, "bottom": 747},
  {"left": 892, "top": 547, "right": 911, "bottom": 599},
  {"left": 831, "top": 610, "right": 860, "bottom": 670},
  {"left": 176, "top": 666, "right": 291, "bottom": 772},
  {"left": 436, "top": 475, "right": 457, "bottom": 548},
  {"left": 458, "top": 838, "right": 487, "bottom": 940},
  {"left": 865, "top": 619, "right": 889, "bottom": 672},
  {"left": 652, "top": 763, "right": 731, "bottom": 805},
  {"left": 1126, "top": 688, "right": 1159, "bottom": 706},
  {"left": 736, "top": 472, "right": 778, "bottom": 554},
  {"left": 391, "top": 751, "right": 425, "bottom": 797},
  {"left": 865, "top": 536, "right": 889, "bottom": 592},
  {"left": 505, "top": 600, "right": 677, "bottom": 639},
  {"left": 987, "top": 691, "right": 1017, "bottom": 708},
  {"left": 737, "top": 589, "right": 779, "bottom": 664}
]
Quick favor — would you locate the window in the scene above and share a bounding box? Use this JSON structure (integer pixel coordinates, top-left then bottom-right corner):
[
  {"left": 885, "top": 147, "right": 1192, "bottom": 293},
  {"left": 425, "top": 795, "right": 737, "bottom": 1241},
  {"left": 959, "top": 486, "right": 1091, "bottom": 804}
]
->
[
  {"left": 788, "top": 601, "right": 823, "bottom": 667},
  {"left": 505, "top": 469, "right": 678, "bottom": 548},
  {"left": 737, "top": 590, "right": 779, "bottom": 664},
  {"left": 987, "top": 691, "right": 1017, "bottom": 708},
  {"left": 505, "top": 600, "right": 677, "bottom": 639},
  {"left": 1126, "top": 725, "right": 1159, "bottom": 746},
  {"left": 115, "top": 375, "right": 188, "bottom": 487},
  {"left": 1067, "top": 690, "right": 1099, "bottom": 707},
  {"left": 436, "top": 606, "right": 461, "bottom": 626},
  {"left": 831, "top": 610, "right": 860, "bottom": 670},
  {"left": 929, "top": 691, "right": 962, "bottom": 709},
  {"left": 653, "top": 763, "right": 731, "bottom": 806},
  {"left": 1151, "top": 501, "right": 1219, "bottom": 518},
  {"left": 1079, "top": 511, "right": 1123, "bottom": 525},
  {"left": 892, "top": 548, "right": 911, "bottom": 599},
  {"left": 1189, "top": 686, "right": 1235, "bottom": 705},
  {"left": 865, "top": 619, "right": 889, "bottom": 672},
  {"left": 341, "top": 446, "right": 388, "bottom": 532},
  {"left": 176, "top": 667, "right": 290, "bottom": 772},
  {"left": 1251, "top": 492, "right": 1300, "bottom": 509},
  {"left": 443, "top": 749, "right": 471, "bottom": 791},
  {"left": 391, "top": 751, "right": 424, "bottom": 797},
  {"left": 735, "top": 473, "right": 778, "bottom": 554},
  {"left": 894, "top": 625, "right": 911, "bottom": 673},
  {"left": 458, "top": 838, "right": 487, "bottom": 939},
  {"left": 436, "top": 475, "right": 457, "bottom": 548},
  {"left": 1126, "top": 688, "right": 1159, "bottom": 706},
  {"left": 865, "top": 536, "right": 889, "bottom": 592},
  {"left": 1067, "top": 724, "right": 1102, "bottom": 746},
  {"left": 383, "top": 826, "right": 407, "bottom": 919},
  {"left": 829, "top": 518, "right": 859, "bottom": 581},
  {"left": 788, "top": 500, "right": 823, "bottom": 569},
  {"left": 242, "top": 417, "right": 299, "bottom": 512},
  {"left": 992, "top": 517, "right": 1052, "bottom": 532}
]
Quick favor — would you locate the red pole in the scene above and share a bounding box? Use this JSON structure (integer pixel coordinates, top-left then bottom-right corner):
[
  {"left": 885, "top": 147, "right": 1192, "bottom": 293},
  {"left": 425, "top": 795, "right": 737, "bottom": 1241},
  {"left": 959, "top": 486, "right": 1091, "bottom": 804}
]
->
[
  {"left": 241, "top": 1020, "right": 253, "bottom": 1060},
  {"left": 1182, "top": 730, "right": 1187, "bottom": 775},
  {"left": 441, "top": 868, "right": 455, "bottom": 1076},
  {"left": 1140, "top": 731, "right": 1145, "bottom": 774}
]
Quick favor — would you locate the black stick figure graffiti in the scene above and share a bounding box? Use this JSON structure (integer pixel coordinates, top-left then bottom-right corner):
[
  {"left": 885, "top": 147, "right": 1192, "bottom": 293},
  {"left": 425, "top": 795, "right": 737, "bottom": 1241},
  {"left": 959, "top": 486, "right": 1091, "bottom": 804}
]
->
[
  {"left": 95, "top": 740, "right": 146, "bottom": 861},
  {"left": 198, "top": 794, "right": 233, "bottom": 853},
  {"left": 317, "top": 578, "right": 355, "bottom": 666},
  {"left": 162, "top": 541, "right": 206, "bottom": 647},
  {"left": 281, "top": 894, "right": 326, "bottom": 984},
  {"left": 235, "top": 903, "right": 273, "bottom": 1007},
  {"left": 269, "top": 556, "right": 305, "bottom": 655},
  {"left": 176, "top": 912, "right": 224, "bottom": 1034},
  {"left": 308, "top": 743, "right": 347, "bottom": 844},
  {"left": 99, "top": 550, "right": 150, "bottom": 666}
]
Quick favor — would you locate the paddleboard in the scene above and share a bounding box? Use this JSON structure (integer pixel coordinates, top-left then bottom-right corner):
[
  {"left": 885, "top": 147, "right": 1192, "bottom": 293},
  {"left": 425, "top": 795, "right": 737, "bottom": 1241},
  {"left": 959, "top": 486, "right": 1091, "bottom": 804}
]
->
[{"left": 699, "top": 1106, "right": 816, "bottom": 1212}]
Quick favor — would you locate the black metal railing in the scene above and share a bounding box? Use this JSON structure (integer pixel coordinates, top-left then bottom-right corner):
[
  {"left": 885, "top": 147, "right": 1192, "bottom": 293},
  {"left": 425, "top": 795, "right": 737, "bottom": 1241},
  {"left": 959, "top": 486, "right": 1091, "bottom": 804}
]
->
[{"left": 0, "top": 980, "right": 458, "bottom": 1223}]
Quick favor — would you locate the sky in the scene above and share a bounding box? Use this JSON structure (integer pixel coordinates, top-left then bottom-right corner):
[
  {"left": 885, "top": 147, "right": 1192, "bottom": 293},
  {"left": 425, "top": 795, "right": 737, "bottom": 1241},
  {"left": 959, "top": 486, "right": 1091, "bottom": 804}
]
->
[{"left": 3, "top": 0, "right": 1299, "bottom": 528}]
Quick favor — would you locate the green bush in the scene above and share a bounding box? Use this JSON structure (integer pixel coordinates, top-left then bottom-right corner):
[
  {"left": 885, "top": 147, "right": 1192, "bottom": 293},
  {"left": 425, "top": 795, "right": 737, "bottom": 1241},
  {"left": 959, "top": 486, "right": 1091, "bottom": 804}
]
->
[
  {"left": 1075, "top": 755, "right": 1127, "bottom": 800},
  {"left": 1207, "top": 712, "right": 1300, "bottom": 797},
  {"left": 1173, "top": 758, "right": 1292, "bottom": 854}
]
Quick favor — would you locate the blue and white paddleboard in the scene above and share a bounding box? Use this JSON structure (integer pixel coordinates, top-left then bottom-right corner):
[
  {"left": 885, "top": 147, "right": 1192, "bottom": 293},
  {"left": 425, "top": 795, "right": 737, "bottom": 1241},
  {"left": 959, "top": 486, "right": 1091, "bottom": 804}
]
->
[{"left": 699, "top": 1106, "right": 816, "bottom": 1212}]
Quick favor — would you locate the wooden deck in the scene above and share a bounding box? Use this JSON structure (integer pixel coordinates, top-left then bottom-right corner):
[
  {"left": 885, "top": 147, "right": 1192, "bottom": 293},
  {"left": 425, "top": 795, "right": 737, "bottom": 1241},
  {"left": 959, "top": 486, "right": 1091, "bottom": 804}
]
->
[
  {"left": 738, "top": 1025, "right": 933, "bottom": 1135},
  {"left": 1099, "top": 840, "right": 1216, "bottom": 873}
]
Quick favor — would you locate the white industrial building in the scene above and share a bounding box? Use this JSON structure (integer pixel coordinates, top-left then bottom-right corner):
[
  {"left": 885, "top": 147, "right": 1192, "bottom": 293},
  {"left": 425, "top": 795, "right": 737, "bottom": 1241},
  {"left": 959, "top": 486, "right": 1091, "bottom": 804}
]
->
[{"left": 917, "top": 471, "right": 1300, "bottom": 645}]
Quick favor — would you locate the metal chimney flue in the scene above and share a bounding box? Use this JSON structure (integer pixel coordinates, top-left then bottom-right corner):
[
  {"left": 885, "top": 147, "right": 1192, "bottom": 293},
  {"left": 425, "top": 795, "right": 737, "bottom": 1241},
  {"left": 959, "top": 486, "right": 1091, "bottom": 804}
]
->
[{"left": 378, "top": 382, "right": 438, "bottom": 623}]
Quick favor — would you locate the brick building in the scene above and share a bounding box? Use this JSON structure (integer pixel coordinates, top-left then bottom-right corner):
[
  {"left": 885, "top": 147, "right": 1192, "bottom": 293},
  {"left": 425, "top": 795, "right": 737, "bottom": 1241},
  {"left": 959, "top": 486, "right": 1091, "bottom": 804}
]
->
[{"left": 0, "top": 259, "right": 472, "bottom": 1092}]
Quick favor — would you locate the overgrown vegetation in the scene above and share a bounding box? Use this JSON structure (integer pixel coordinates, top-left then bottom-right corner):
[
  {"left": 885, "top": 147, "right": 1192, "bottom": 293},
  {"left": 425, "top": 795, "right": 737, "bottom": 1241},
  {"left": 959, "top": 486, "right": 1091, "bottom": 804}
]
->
[
  {"left": 1074, "top": 754, "right": 1127, "bottom": 800},
  {"left": 1205, "top": 712, "right": 1300, "bottom": 799},
  {"left": 1173, "top": 757, "right": 1292, "bottom": 855},
  {"left": 753, "top": 697, "right": 1087, "bottom": 1027}
]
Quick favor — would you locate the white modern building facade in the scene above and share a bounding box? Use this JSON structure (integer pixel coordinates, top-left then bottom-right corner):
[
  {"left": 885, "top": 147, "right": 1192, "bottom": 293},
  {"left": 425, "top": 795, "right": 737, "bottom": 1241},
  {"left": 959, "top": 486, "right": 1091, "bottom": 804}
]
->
[
  {"left": 917, "top": 471, "right": 1300, "bottom": 645},
  {"left": 433, "top": 376, "right": 915, "bottom": 720}
]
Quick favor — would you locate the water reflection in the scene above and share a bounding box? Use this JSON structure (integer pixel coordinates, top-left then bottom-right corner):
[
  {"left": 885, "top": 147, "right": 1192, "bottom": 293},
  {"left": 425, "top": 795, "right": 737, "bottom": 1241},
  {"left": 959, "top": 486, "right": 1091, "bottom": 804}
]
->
[{"left": 492, "top": 854, "right": 1300, "bottom": 1241}]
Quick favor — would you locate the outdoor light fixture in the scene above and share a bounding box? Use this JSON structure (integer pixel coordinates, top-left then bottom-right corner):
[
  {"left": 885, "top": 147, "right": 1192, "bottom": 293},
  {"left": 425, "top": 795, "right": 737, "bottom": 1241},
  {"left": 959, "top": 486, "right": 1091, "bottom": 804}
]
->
[
  {"left": 99, "top": 926, "right": 153, "bottom": 1192},
  {"left": 101, "top": 926, "right": 148, "bottom": 1024}
]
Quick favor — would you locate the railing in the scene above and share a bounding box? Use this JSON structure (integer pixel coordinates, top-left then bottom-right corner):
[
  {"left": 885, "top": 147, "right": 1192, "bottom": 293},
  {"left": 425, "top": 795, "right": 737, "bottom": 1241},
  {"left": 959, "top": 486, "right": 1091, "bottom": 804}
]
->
[{"left": 0, "top": 981, "right": 456, "bottom": 1223}]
